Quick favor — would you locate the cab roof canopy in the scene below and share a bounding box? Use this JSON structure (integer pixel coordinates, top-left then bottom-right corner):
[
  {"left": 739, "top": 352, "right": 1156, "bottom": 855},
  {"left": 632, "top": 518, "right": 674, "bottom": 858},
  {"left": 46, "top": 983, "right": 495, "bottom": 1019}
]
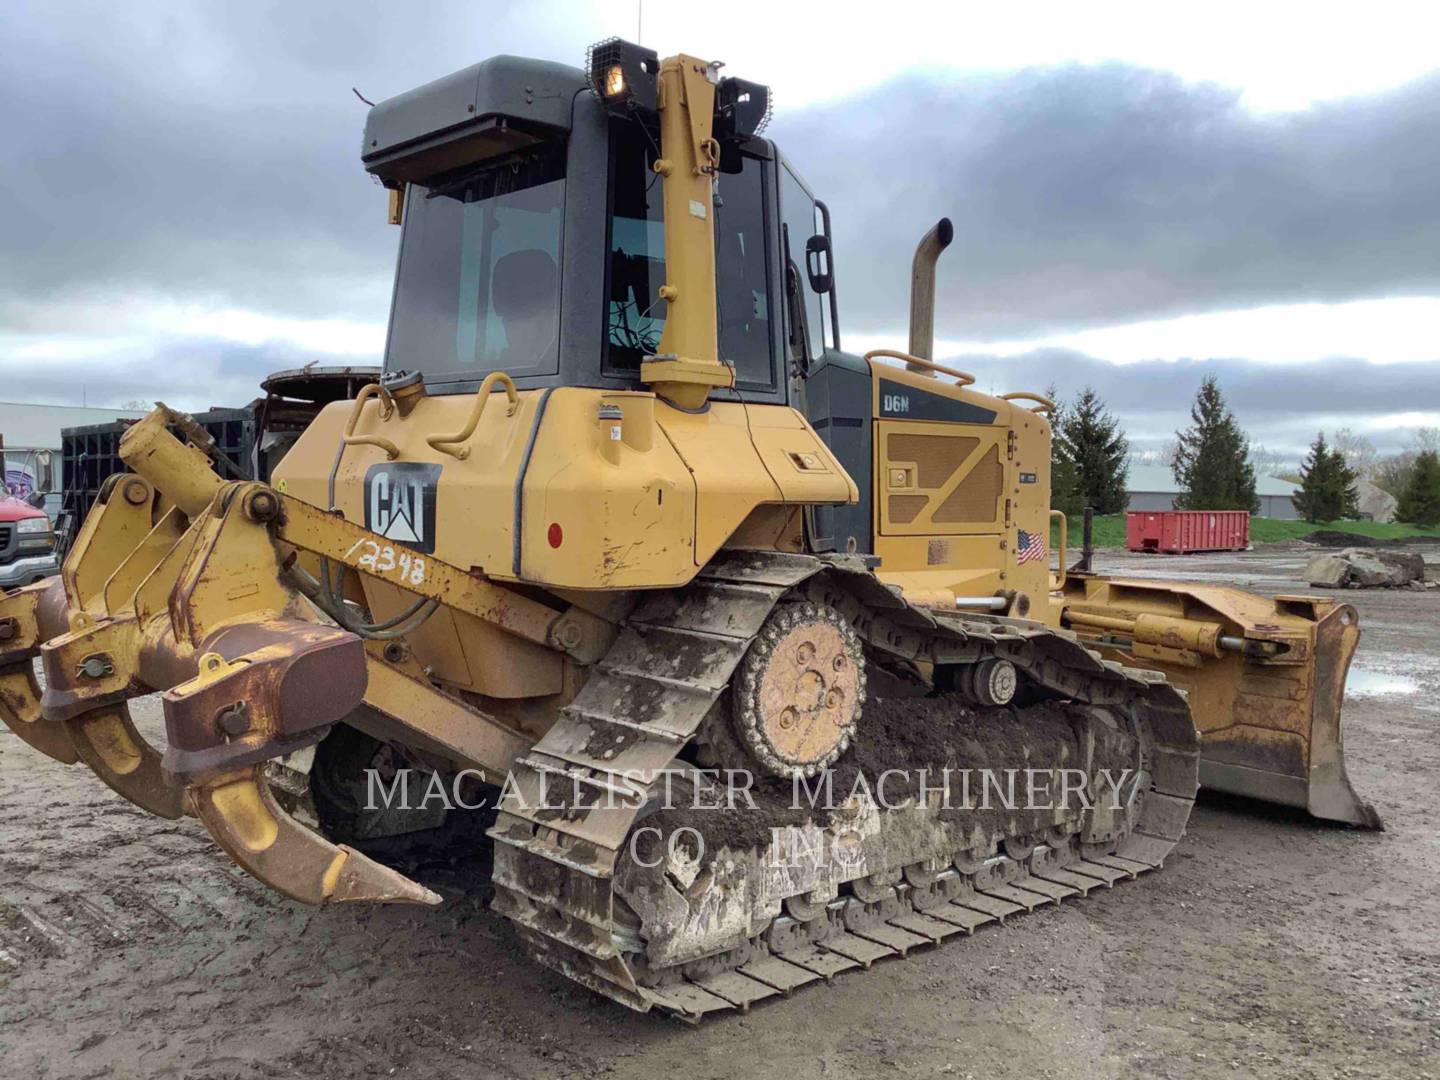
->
[{"left": 361, "top": 55, "right": 587, "bottom": 186}]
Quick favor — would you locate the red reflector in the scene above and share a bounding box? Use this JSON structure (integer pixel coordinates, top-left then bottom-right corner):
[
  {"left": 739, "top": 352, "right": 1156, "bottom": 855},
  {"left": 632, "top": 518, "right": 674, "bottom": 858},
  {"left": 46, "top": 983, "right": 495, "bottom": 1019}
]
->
[{"left": 547, "top": 523, "right": 563, "bottom": 548}]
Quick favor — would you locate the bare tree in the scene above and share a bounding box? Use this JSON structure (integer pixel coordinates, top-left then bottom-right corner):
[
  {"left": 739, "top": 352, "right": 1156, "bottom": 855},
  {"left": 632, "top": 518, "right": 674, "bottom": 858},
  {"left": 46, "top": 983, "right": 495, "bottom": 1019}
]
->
[
  {"left": 1375, "top": 452, "right": 1416, "bottom": 497},
  {"left": 1126, "top": 446, "right": 1171, "bottom": 467},
  {"left": 1126, "top": 438, "right": 1182, "bottom": 468},
  {"left": 1410, "top": 427, "right": 1440, "bottom": 454},
  {"left": 1249, "top": 443, "right": 1295, "bottom": 480},
  {"left": 1373, "top": 429, "right": 1440, "bottom": 497},
  {"left": 1330, "top": 428, "right": 1378, "bottom": 479}
]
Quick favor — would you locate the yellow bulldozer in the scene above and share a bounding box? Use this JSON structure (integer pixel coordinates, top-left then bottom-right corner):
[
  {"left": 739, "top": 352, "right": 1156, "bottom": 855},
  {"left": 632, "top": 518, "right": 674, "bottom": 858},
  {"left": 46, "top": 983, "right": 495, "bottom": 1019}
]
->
[{"left": 0, "top": 40, "right": 1377, "bottom": 1019}]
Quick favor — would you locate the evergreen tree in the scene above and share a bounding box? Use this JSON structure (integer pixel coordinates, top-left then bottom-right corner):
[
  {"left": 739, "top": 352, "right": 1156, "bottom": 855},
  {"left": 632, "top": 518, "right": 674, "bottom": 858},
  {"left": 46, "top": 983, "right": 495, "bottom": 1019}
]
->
[
  {"left": 1047, "top": 385, "right": 1082, "bottom": 518},
  {"left": 1172, "top": 375, "right": 1259, "bottom": 512},
  {"left": 1292, "top": 432, "right": 1360, "bottom": 523},
  {"left": 1339, "top": 451, "right": 1360, "bottom": 519},
  {"left": 1396, "top": 450, "right": 1440, "bottom": 526},
  {"left": 1055, "top": 387, "right": 1129, "bottom": 514}
]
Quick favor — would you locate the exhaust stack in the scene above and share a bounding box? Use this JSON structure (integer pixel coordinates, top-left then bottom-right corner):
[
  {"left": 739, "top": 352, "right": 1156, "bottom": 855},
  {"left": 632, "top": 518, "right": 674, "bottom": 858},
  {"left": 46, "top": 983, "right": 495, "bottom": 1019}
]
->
[{"left": 907, "top": 217, "right": 954, "bottom": 374}]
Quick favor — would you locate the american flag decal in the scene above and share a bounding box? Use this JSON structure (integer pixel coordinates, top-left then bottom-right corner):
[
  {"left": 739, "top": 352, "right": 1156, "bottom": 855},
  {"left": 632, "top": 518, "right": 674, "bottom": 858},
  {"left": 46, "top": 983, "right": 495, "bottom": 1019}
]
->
[{"left": 1016, "top": 528, "right": 1046, "bottom": 564}]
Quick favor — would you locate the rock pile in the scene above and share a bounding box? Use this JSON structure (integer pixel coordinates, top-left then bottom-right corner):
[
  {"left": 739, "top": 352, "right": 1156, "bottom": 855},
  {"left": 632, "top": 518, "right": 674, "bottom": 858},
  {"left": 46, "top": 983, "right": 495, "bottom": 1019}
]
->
[{"left": 1304, "top": 548, "right": 1431, "bottom": 590}]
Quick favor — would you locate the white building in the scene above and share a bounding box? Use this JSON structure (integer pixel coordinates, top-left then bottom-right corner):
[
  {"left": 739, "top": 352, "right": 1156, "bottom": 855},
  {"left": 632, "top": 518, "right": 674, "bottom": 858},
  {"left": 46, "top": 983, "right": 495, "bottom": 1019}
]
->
[
  {"left": 0, "top": 401, "right": 148, "bottom": 496},
  {"left": 1125, "top": 464, "right": 1301, "bottom": 520}
]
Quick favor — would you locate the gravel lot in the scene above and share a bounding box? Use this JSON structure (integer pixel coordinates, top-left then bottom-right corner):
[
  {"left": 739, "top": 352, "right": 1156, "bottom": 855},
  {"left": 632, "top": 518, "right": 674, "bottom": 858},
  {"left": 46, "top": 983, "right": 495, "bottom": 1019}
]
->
[{"left": 2, "top": 545, "right": 1437, "bottom": 1079}]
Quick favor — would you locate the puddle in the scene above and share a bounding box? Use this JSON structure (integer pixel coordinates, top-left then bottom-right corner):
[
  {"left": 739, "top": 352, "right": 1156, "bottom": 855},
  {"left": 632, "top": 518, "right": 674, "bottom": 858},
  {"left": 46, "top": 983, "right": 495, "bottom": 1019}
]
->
[{"left": 1345, "top": 668, "right": 1419, "bottom": 698}]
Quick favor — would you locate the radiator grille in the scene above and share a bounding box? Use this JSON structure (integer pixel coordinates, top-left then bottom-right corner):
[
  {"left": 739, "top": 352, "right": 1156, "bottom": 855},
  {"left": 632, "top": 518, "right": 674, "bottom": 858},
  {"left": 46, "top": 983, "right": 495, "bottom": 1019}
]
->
[
  {"left": 886, "top": 434, "right": 979, "bottom": 488},
  {"left": 932, "top": 445, "right": 1004, "bottom": 523},
  {"left": 888, "top": 495, "right": 929, "bottom": 525}
]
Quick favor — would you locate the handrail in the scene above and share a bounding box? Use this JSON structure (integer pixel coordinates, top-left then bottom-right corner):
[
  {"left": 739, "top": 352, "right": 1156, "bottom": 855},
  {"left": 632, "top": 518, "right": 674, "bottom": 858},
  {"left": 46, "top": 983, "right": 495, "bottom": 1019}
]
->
[
  {"left": 341, "top": 384, "right": 399, "bottom": 460},
  {"left": 1049, "top": 509, "right": 1067, "bottom": 593},
  {"left": 863, "top": 349, "right": 976, "bottom": 386},
  {"left": 1000, "top": 391, "right": 1057, "bottom": 416},
  {"left": 327, "top": 384, "right": 397, "bottom": 511},
  {"left": 426, "top": 371, "right": 519, "bottom": 460}
]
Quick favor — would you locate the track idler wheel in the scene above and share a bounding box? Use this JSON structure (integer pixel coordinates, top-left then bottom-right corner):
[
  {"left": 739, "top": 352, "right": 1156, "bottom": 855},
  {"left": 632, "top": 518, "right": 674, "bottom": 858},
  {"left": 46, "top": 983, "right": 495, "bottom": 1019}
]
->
[
  {"left": 731, "top": 601, "right": 866, "bottom": 778},
  {"left": 189, "top": 766, "right": 442, "bottom": 907},
  {"left": 950, "top": 658, "right": 1018, "bottom": 707}
]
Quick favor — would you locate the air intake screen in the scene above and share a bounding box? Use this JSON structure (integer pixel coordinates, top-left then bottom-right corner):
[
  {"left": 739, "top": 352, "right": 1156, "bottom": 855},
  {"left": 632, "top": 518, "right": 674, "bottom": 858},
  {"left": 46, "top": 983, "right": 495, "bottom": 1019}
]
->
[
  {"left": 932, "top": 444, "right": 1003, "bottom": 523},
  {"left": 888, "top": 495, "right": 929, "bottom": 524},
  {"left": 886, "top": 434, "right": 979, "bottom": 488}
]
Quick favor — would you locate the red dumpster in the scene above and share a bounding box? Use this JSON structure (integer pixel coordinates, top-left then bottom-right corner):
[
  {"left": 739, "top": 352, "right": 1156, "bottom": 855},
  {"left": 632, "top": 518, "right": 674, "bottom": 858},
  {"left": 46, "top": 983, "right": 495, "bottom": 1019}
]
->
[{"left": 1125, "top": 510, "right": 1249, "bottom": 554}]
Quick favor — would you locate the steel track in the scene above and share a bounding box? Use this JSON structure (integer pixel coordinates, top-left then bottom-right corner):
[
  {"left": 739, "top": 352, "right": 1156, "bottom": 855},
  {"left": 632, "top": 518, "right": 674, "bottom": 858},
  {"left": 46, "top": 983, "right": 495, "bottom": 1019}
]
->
[{"left": 489, "top": 551, "right": 1199, "bottom": 1019}]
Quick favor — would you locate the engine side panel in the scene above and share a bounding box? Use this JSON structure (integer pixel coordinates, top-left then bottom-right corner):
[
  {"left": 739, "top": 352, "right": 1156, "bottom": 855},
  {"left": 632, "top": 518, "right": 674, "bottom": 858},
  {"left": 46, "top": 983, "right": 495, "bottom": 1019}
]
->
[
  {"left": 271, "top": 388, "right": 852, "bottom": 593},
  {"left": 867, "top": 364, "right": 1054, "bottom": 609}
]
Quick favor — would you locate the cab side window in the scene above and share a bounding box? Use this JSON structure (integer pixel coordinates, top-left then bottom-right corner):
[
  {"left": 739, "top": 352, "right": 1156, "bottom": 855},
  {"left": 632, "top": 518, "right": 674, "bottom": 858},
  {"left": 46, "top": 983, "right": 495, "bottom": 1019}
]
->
[
  {"left": 779, "top": 163, "right": 825, "bottom": 363},
  {"left": 604, "top": 123, "right": 775, "bottom": 389},
  {"left": 715, "top": 154, "right": 774, "bottom": 389}
]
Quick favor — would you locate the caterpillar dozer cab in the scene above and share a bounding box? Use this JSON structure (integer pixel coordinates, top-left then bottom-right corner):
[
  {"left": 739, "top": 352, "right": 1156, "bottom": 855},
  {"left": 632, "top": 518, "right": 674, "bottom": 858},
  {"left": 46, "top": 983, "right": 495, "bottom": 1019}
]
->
[{"left": 0, "top": 40, "right": 1377, "bottom": 1019}]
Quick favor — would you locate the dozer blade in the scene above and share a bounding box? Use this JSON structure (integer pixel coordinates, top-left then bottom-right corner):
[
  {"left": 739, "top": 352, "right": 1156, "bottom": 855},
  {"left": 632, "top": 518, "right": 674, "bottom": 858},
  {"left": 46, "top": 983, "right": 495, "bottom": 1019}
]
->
[
  {"left": 62, "top": 704, "right": 186, "bottom": 819},
  {"left": 1269, "top": 599, "right": 1380, "bottom": 830},
  {"left": 188, "top": 766, "right": 441, "bottom": 907},
  {"left": 0, "top": 663, "right": 78, "bottom": 765},
  {"left": 1061, "top": 576, "right": 1382, "bottom": 829}
]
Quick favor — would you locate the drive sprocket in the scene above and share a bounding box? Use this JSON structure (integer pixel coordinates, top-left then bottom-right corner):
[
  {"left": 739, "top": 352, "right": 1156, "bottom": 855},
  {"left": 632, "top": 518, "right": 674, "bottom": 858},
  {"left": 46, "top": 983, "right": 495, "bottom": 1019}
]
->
[{"left": 730, "top": 600, "right": 865, "bottom": 778}]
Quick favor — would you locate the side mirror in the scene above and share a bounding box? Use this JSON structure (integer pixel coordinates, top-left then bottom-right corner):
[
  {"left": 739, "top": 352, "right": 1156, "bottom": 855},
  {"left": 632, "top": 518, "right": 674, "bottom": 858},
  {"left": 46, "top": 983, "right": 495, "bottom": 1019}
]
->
[
  {"left": 25, "top": 491, "right": 45, "bottom": 509},
  {"left": 805, "top": 233, "right": 833, "bottom": 294}
]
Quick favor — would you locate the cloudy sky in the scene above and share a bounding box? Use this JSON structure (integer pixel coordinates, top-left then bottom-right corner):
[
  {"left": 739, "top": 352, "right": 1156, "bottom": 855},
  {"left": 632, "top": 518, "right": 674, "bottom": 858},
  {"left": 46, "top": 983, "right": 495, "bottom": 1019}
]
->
[{"left": 4, "top": 1, "right": 1438, "bottom": 465}]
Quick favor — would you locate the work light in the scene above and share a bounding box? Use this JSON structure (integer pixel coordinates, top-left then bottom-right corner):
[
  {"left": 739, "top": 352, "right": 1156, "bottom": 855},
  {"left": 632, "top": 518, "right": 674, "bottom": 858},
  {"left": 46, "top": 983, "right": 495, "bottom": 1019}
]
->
[{"left": 585, "top": 38, "right": 659, "bottom": 116}]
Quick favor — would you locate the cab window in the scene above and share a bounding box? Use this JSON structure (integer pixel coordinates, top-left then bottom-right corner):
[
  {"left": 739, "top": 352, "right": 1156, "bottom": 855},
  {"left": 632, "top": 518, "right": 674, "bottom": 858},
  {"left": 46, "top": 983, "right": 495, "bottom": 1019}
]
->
[
  {"left": 779, "top": 162, "right": 826, "bottom": 363},
  {"left": 604, "top": 124, "right": 775, "bottom": 389}
]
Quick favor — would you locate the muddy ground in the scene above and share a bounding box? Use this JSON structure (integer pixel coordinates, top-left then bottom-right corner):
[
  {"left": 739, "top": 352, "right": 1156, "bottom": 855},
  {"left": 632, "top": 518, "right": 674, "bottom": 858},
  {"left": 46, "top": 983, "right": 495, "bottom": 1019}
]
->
[{"left": 2, "top": 545, "right": 1437, "bottom": 1079}]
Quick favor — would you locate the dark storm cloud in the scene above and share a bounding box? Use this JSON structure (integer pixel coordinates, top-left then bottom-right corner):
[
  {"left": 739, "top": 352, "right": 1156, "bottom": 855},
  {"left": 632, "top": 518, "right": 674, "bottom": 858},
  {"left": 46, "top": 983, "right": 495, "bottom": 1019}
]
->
[
  {"left": 952, "top": 351, "right": 1440, "bottom": 458},
  {"left": 0, "top": 0, "right": 592, "bottom": 324},
  {"left": 775, "top": 65, "right": 1440, "bottom": 339},
  {"left": 0, "top": 341, "right": 306, "bottom": 411},
  {"left": 2, "top": 4, "right": 1437, "bottom": 456},
  {"left": 6, "top": 5, "right": 1437, "bottom": 342},
  {"left": 5, "top": 341, "right": 1429, "bottom": 468}
]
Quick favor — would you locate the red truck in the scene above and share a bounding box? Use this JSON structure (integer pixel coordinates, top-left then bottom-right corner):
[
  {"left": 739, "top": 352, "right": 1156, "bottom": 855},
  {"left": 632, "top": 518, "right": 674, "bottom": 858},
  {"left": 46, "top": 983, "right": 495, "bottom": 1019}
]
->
[{"left": 0, "top": 492, "right": 59, "bottom": 589}]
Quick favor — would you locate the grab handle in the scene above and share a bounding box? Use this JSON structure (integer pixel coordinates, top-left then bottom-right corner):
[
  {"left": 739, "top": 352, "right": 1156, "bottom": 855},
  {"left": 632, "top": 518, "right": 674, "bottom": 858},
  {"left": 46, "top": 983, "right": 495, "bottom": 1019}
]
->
[
  {"left": 426, "top": 372, "right": 519, "bottom": 460},
  {"left": 1000, "top": 391, "right": 1057, "bottom": 416},
  {"left": 341, "top": 384, "right": 398, "bottom": 459},
  {"left": 1049, "top": 510, "right": 1067, "bottom": 593},
  {"left": 863, "top": 349, "right": 976, "bottom": 386}
]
